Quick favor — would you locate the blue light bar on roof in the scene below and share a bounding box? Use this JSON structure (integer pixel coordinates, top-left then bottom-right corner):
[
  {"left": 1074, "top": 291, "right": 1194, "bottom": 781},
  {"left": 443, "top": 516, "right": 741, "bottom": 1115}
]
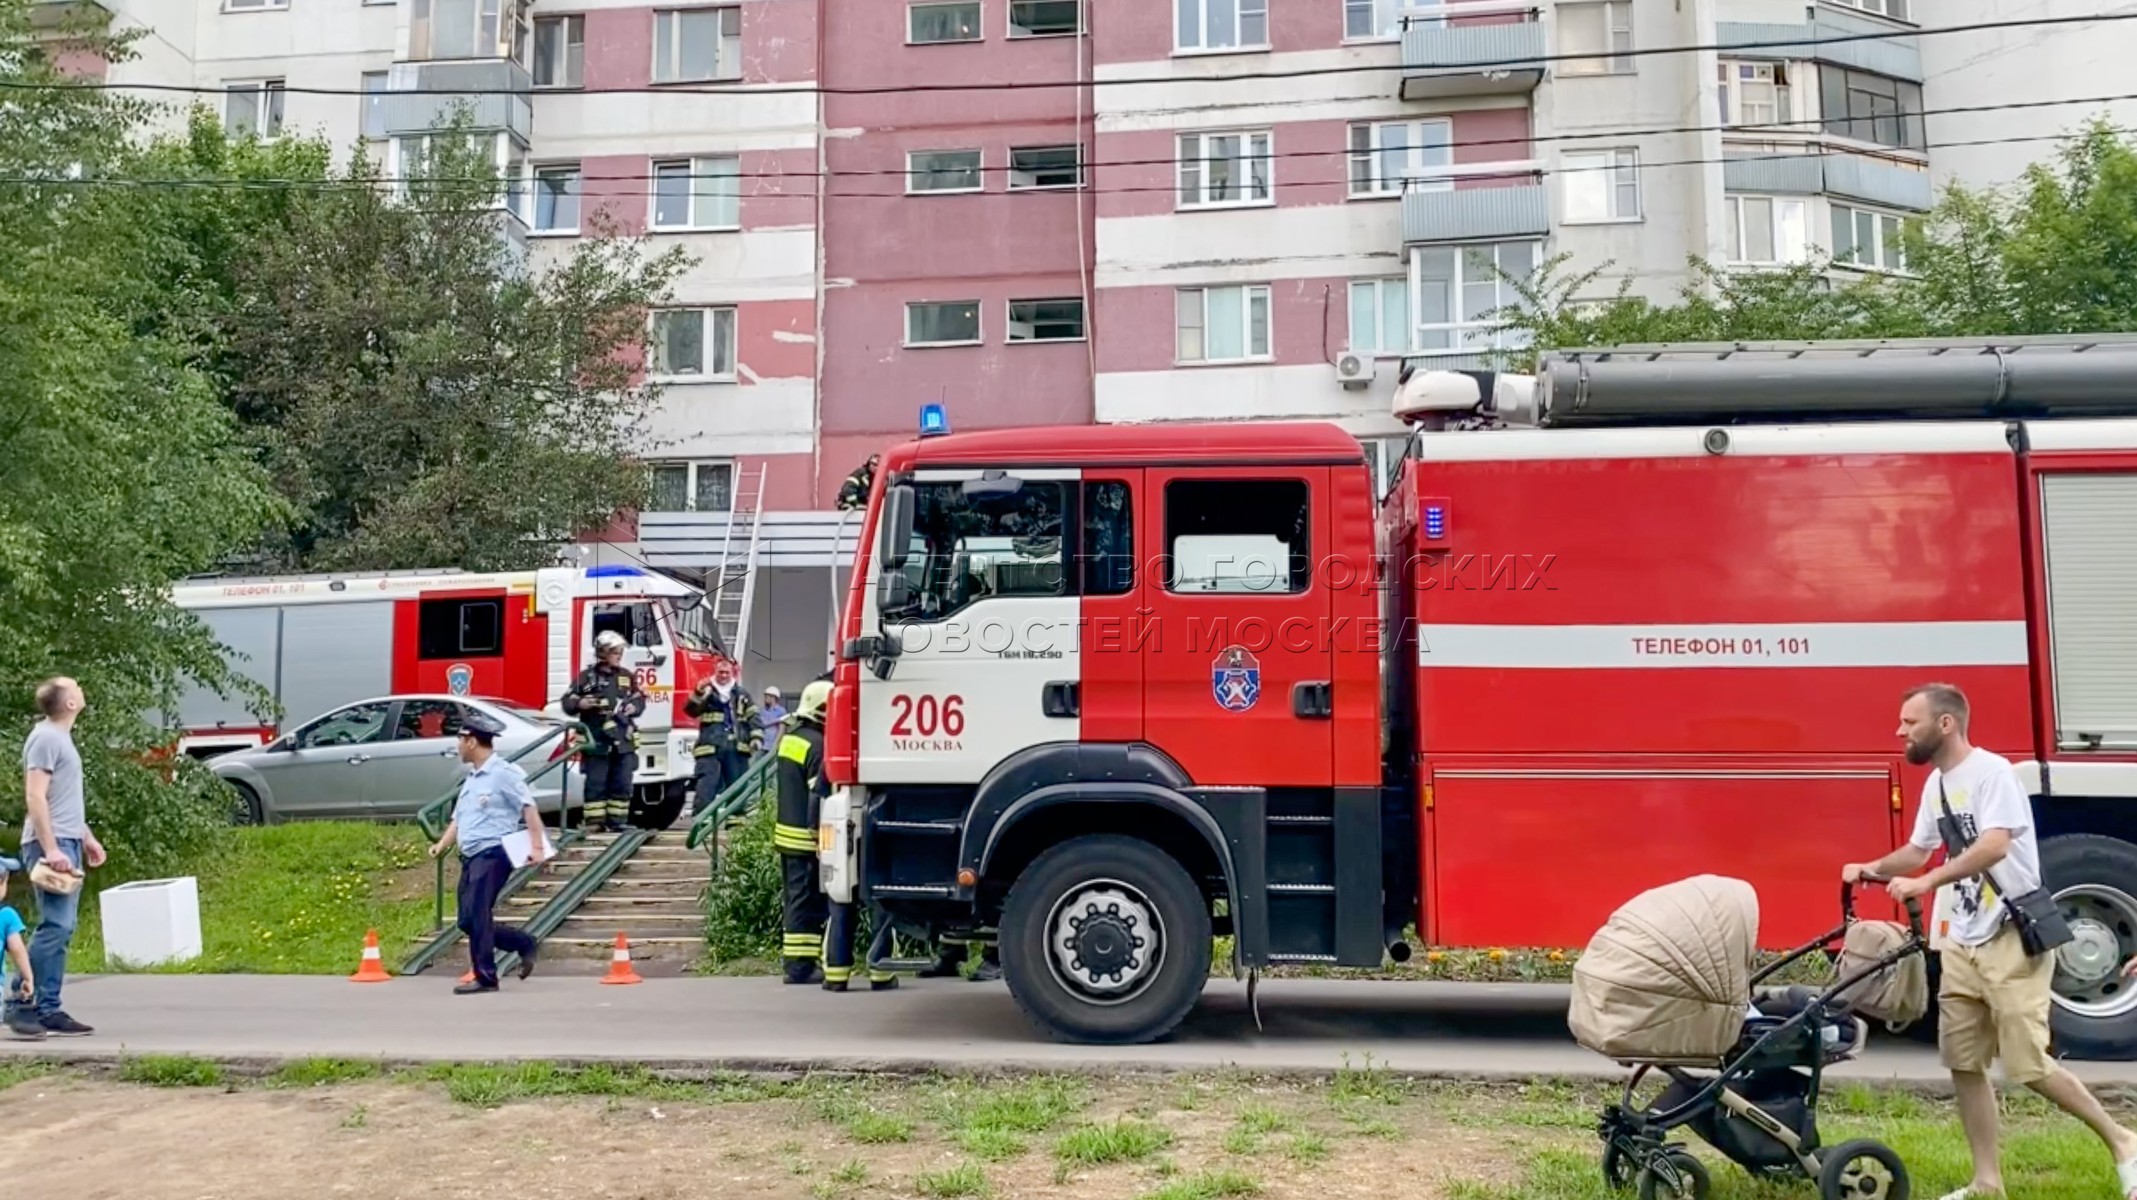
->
[
  {"left": 920, "top": 403, "right": 950, "bottom": 437},
  {"left": 586, "top": 565, "right": 645, "bottom": 578}
]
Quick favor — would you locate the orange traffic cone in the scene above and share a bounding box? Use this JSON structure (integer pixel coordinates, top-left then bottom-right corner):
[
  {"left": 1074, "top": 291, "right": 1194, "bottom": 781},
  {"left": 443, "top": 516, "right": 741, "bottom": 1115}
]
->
[
  {"left": 349, "top": 929, "right": 392, "bottom": 983},
  {"left": 600, "top": 933, "right": 643, "bottom": 986}
]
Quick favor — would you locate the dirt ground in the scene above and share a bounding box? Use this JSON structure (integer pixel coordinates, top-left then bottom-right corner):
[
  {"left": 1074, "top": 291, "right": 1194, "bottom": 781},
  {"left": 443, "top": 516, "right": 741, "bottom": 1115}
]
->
[{"left": 0, "top": 1071, "right": 1548, "bottom": 1200}]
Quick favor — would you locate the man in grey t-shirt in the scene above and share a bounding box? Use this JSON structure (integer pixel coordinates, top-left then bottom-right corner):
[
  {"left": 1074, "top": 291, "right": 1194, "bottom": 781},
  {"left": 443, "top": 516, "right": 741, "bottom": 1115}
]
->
[{"left": 12, "top": 678, "right": 103, "bottom": 1036}]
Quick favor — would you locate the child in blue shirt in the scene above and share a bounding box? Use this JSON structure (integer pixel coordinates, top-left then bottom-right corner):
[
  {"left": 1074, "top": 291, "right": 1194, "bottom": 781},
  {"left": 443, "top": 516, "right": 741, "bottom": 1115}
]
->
[{"left": 1, "top": 853, "right": 45, "bottom": 1040}]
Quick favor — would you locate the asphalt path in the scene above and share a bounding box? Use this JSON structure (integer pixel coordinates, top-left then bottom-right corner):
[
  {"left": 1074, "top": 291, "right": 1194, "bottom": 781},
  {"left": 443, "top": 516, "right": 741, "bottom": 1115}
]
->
[{"left": 7, "top": 973, "right": 2135, "bottom": 1089}]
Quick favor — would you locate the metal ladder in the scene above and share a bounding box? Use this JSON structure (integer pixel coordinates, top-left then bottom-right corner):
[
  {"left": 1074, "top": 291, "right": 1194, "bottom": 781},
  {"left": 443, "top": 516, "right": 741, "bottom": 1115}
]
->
[
  {"left": 709, "top": 463, "right": 767, "bottom": 667},
  {"left": 827, "top": 506, "right": 857, "bottom": 669}
]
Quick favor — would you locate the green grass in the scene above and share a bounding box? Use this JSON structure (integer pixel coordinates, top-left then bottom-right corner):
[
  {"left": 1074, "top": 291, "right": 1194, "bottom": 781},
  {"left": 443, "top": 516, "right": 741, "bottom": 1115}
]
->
[
  {"left": 66, "top": 823, "right": 446, "bottom": 975},
  {"left": 1055, "top": 1118, "right": 1174, "bottom": 1166}
]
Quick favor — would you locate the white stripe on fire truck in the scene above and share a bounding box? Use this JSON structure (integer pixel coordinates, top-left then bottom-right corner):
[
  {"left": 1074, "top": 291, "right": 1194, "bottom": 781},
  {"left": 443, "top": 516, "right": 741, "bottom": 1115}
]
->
[{"left": 1415, "top": 621, "right": 2030, "bottom": 669}]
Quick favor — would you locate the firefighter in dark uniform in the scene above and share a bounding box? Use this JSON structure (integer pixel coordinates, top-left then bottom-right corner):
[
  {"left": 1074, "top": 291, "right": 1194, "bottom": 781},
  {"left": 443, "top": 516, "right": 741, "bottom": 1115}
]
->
[
  {"left": 773, "top": 680, "right": 833, "bottom": 984},
  {"left": 836, "top": 454, "right": 879, "bottom": 511},
  {"left": 558, "top": 630, "right": 645, "bottom": 834},
  {"left": 684, "top": 659, "right": 760, "bottom": 817}
]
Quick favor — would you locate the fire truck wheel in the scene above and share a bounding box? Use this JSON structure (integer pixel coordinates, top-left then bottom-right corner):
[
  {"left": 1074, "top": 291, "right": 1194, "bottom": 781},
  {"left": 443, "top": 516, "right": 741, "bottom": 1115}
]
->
[
  {"left": 2042, "top": 834, "right": 2137, "bottom": 1060},
  {"left": 999, "top": 833, "right": 1213, "bottom": 1046},
  {"left": 227, "top": 781, "right": 263, "bottom": 827}
]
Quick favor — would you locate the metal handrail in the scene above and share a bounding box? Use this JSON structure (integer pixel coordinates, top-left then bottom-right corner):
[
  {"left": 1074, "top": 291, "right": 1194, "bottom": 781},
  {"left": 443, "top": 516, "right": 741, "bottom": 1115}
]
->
[
  {"left": 399, "top": 822, "right": 587, "bottom": 976},
  {"left": 684, "top": 751, "right": 775, "bottom": 854},
  {"left": 415, "top": 721, "right": 591, "bottom": 841},
  {"left": 486, "top": 825, "right": 655, "bottom": 979}
]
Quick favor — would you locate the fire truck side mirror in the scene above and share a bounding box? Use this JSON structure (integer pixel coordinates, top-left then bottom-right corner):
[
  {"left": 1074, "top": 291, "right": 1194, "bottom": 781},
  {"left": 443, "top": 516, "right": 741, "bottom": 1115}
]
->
[
  {"left": 876, "top": 571, "right": 913, "bottom": 614},
  {"left": 880, "top": 484, "right": 916, "bottom": 571}
]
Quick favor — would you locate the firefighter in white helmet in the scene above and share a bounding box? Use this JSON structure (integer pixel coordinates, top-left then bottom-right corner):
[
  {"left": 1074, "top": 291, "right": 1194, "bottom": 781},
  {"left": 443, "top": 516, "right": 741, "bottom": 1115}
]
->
[
  {"left": 771, "top": 679, "right": 833, "bottom": 984},
  {"left": 559, "top": 631, "right": 646, "bottom": 833}
]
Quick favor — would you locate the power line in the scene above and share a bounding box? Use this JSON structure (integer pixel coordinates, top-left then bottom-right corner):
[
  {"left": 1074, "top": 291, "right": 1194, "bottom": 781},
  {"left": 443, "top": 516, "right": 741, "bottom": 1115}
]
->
[{"left": 7, "top": 9, "right": 2135, "bottom": 100}]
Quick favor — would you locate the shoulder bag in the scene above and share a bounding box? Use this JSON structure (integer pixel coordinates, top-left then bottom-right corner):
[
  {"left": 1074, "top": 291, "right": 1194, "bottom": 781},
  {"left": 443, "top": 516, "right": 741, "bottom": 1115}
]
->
[{"left": 1936, "top": 776, "right": 2072, "bottom": 957}]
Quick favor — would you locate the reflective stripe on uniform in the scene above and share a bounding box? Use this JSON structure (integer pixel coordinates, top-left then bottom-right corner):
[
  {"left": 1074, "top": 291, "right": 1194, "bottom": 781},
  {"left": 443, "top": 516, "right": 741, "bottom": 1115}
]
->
[
  {"left": 773, "top": 822, "right": 817, "bottom": 853},
  {"left": 778, "top": 734, "right": 812, "bottom": 765},
  {"left": 823, "top": 965, "right": 853, "bottom": 984}
]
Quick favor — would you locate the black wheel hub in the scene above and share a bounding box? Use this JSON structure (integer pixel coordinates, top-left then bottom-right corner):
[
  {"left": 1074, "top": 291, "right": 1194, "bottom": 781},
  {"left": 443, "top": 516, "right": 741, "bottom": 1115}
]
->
[{"left": 1069, "top": 908, "right": 1142, "bottom": 980}]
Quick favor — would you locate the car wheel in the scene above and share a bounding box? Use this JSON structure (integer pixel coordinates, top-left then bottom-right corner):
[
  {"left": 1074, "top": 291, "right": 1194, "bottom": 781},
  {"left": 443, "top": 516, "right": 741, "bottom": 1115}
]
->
[
  {"left": 228, "top": 781, "right": 264, "bottom": 827},
  {"left": 2043, "top": 834, "right": 2137, "bottom": 1059}
]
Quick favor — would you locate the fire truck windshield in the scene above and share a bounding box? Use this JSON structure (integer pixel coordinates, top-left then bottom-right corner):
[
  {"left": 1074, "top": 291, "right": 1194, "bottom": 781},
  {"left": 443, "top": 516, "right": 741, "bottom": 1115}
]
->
[{"left": 881, "top": 478, "right": 1066, "bottom": 623}]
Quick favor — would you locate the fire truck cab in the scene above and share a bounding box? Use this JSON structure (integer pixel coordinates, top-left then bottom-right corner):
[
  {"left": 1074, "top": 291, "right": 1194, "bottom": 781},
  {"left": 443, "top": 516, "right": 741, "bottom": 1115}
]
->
[{"left": 827, "top": 339, "right": 2137, "bottom": 1059}]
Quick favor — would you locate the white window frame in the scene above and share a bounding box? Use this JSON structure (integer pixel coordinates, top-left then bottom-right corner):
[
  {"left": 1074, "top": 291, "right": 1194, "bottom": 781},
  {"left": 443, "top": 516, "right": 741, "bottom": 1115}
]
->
[
  {"left": 907, "top": 148, "right": 984, "bottom": 194},
  {"left": 409, "top": 0, "right": 528, "bottom": 63},
  {"left": 1344, "top": 0, "right": 1400, "bottom": 40},
  {"left": 223, "top": 79, "right": 286, "bottom": 140},
  {"left": 908, "top": 0, "right": 982, "bottom": 43},
  {"left": 1175, "top": 0, "right": 1268, "bottom": 54},
  {"left": 1560, "top": 147, "right": 1641, "bottom": 223},
  {"left": 1348, "top": 119, "right": 1453, "bottom": 199},
  {"left": 649, "top": 306, "right": 739, "bottom": 381},
  {"left": 360, "top": 71, "right": 389, "bottom": 141},
  {"left": 1723, "top": 194, "right": 1811, "bottom": 265},
  {"left": 653, "top": 6, "right": 742, "bottom": 84},
  {"left": 1174, "top": 284, "right": 1272, "bottom": 365},
  {"left": 1008, "top": 145, "right": 1083, "bottom": 190},
  {"left": 1830, "top": 201, "right": 1911, "bottom": 273},
  {"left": 647, "top": 460, "right": 737, "bottom": 513},
  {"left": 1408, "top": 241, "right": 1540, "bottom": 355},
  {"left": 1008, "top": 0, "right": 1083, "bottom": 38},
  {"left": 531, "top": 163, "right": 581, "bottom": 235},
  {"left": 1006, "top": 297, "right": 1087, "bottom": 343},
  {"left": 531, "top": 14, "right": 585, "bottom": 89},
  {"left": 1717, "top": 60, "right": 1792, "bottom": 128},
  {"left": 1825, "top": 0, "right": 1907, "bottom": 20},
  {"left": 1558, "top": 1, "right": 1633, "bottom": 76},
  {"left": 906, "top": 301, "right": 983, "bottom": 347},
  {"left": 223, "top": 0, "right": 290, "bottom": 11},
  {"left": 1348, "top": 277, "right": 1411, "bottom": 358},
  {"left": 1177, "top": 129, "right": 1273, "bottom": 210},
  {"left": 649, "top": 156, "right": 741, "bottom": 231}
]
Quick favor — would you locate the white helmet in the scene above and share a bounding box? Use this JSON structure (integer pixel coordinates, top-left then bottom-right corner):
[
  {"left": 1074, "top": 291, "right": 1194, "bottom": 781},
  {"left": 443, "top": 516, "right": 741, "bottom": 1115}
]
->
[{"left": 594, "top": 631, "right": 628, "bottom": 654}]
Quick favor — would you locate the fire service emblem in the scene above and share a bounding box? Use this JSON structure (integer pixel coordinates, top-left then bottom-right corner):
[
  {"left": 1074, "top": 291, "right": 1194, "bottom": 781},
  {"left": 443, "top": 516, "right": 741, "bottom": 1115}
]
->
[
  {"left": 446, "top": 663, "right": 474, "bottom": 696},
  {"left": 1211, "top": 645, "right": 1261, "bottom": 713}
]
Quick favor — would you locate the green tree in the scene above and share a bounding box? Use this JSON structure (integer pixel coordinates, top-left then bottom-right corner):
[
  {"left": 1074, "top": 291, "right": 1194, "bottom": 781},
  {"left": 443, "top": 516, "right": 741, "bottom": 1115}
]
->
[{"left": 0, "top": 2, "right": 282, "bottom": 872}]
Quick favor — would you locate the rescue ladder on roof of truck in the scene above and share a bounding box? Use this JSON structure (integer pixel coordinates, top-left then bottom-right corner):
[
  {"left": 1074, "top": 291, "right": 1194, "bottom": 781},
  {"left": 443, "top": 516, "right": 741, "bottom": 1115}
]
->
[
  {"left": 1393, "top": 334, "right": 2137, "bottom": 431},
  {"left": 709, "top": 462, "right": 768, "bottom": 671}
]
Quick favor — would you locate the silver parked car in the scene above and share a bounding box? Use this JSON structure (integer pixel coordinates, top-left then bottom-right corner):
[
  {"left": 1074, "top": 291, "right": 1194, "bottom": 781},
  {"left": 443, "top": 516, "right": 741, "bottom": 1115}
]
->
[{"left": 210, "top": 694, "right": 583, "bottom": 825}]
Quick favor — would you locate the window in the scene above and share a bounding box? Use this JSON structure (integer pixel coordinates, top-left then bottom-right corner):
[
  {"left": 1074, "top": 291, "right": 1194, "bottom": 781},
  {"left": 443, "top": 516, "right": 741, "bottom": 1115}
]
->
[
  {"left": 532, "top": 164, "right": 580, "bottom": 232},
  {"left": 907, "top": 301, "right": 982, "bottom": 346},
  {"left": 1558, "top": 1, "right": 1632, "bottom": 75},
  {"left": 1359, "top": 436, "right": 1407, "bottom": 500},
  {"left": 224, "top": 79, "right": 285, "bottom": 139},
  {"left": 1348, "top": 278, "right": 1410, "bottom": 357},
  {"left": 1007, "top": 298, "right": 1086, "bottom": 343},
  {"left": 1831, "top": 203, "right": 1911, "bottom": 271},
  {"left": 410, "top": 0, "right": 528, "bottom": 62},
  {"left": 1827, "top": 0, "right": 1907, "bottom": 19},
  {"left": 532, "top": 15, "right": 584, "bottom": 88},
  {"left": 654, "top": 6, "right": 741, "bottom": 83},
  {"left": 1177, "top": 130, "right": 1272, "bottom": 208},
  {"left": 907, "top": 149, "right": 983, "bottom": 194},
  {"left": 1163, "top": 479, "right": 1309, "bottom": 595},
  {"left": 1717, "top": 61, "right": 1790, "bottom": 127},
  {"left": 1345, "top": 0, "right": 1399, "bottom": 40},
  {"left": 1176, "top": 0, "right": 1267, "bottom": 52},
  {"left": 1724, "top": 195, "right": 1811, "bottom": 264},
  {"left": 293, "top": 702, "right": 393, "bottom": 750},
  {"left": 1348, "top": 119, "right": 1452, "bottom": 198},
  {"left": 1561, "top": 148, "right": 1641, "bottom": 222},
  {"left": 1009, "top": 145, "right": 1083, "bottom": 189},
  {"left": 651, "top": 307, "right": 738, "bottom": 379},
  {"left": 418, "top": 597, "right": 504, "bottom": 659},
  {"left": 1175, "top": 285, "right": 1271, "bottom": 364},
  {"left": 590, "top": 601, "right": 666, "bottom": 649},
  {"left": 909, "top": 1, "right": 981, "bottom": 42},
  {"left": 652, "top": 156, "right": 740, "bottom": 229},
  {"left": 360, "top": 72, "right": 388, "bottom": 141},
  {"left": 224, "top": 0, "right": 288, "bottom": 10},
  {"left": 881, "top": 478, "right": 1068, "bottom": 625},
  {"left": 393, "top": 700, "right": 469, "bottom": 742},
  {"left": 1411, "top": 241, "right": 1538, "bottom": 352},
  {"left": 1821, "top": 67, "right": 1925, "bottom": 151},
  {"left": 648, "top": 460, "right": 735, "bottom": 511},
  {"left": 503, "top": 149, "right": 527, "bottom": 220},
  {"left": 1009, "top": 0, "right": 1081, "bottom": 37},
  {"left": 1083, "top": 480, "right": 1133, "bottom": 596}
]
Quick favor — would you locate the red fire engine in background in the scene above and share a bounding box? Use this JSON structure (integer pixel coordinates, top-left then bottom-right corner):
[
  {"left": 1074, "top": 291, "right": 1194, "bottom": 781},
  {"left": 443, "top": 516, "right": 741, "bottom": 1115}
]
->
[
  {"left": 170, "top": 565, "right": 727, "bottom": 810},
  {"left": 819, "top": 335, "right": 2137, "bottom": 1061}
]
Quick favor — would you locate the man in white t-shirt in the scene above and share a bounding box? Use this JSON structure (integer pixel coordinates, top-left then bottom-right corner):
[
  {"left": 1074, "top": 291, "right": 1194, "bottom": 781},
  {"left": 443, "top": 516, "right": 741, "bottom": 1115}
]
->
[{"left": 1844, "top": 683, "right": 2137, "bottom": 1200}]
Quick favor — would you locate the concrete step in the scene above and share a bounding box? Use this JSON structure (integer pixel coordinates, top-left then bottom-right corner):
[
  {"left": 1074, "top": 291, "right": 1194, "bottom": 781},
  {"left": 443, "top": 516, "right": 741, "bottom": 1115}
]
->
[
  {"left": 508, "top": 893, "right": 700, "bottom": 912},
  {"left": 546, "top": 858, "right": 708, "bottom": 881},
  {"left": 518, "top": 874, "right": 709, "bottom": 894},
  {"left": 558, "top": 911, "right": 703, "bottom": 933}
]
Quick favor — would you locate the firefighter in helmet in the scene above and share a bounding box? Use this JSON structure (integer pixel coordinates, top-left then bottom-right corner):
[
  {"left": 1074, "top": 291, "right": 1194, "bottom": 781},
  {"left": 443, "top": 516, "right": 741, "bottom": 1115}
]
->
[
  {"left": 772, "top": 679, "right": 834, "bottom": 984},
  {"left": 836, "top": 454, "right": 880, "bottom": 512},
  {"left": 684, "top": 658, "right": 760, "bottom": 817},
  {"left": 559, "top": 630, "right": 646, "bottom": 834}
]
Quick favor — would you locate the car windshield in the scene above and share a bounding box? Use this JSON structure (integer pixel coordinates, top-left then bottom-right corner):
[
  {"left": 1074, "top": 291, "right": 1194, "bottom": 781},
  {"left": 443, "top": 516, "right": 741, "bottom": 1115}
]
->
[{"left": 475, "top": 698, "right": 555, "bottom": 725}]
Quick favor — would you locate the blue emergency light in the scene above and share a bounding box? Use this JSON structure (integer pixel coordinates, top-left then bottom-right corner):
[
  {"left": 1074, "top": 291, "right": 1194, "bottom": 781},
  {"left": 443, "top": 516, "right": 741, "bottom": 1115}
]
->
[
  {"left": 1423, "top": 504, "right": 1447, "bottom": 540},
  {"left": 919, "top": 403, "right": 950, "bottom": 437},
  {"left": 586, "top": 564, "right": 645, "bottom": 578}
]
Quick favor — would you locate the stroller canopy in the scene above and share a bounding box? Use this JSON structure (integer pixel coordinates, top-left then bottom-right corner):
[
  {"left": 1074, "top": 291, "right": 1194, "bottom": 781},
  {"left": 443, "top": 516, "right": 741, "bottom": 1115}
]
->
[{"left": 1568, "top": 874, "right": 1759, "bottom": 1064}]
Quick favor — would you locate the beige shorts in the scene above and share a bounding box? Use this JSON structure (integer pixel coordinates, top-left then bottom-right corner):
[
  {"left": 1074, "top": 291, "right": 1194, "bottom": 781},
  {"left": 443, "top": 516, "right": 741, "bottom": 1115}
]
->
[{"left": 1939, "top": 922, "right": 2056, "bottom": 1084}]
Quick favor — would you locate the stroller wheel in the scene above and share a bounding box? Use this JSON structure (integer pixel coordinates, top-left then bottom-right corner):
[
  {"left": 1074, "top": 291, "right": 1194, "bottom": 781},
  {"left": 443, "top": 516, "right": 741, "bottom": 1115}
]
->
[
  {"left": 1817, "top": 1139, "right": 1908, "bottom": 1200},
  {"left": 1601, "top": 1140, "right": 1636, "bottom": 1191},
  {"left": 1636, "top": 1148, "right": 1710, "bottom": 1200}
]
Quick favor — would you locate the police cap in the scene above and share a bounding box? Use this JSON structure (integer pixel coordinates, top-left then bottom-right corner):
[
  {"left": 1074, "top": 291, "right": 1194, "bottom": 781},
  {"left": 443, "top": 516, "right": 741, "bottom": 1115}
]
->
[{"left": 460, "top": 710, "right": 509, "bottom": 741}]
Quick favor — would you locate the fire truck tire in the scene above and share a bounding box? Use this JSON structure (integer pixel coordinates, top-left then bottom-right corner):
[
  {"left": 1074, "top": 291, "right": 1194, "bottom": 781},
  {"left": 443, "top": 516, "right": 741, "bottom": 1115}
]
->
[
  {"left": 999, "top": 834, "right": 1213, "bottom": 1046},
  {"left": 2041, "top": 834, "right": 2137, "bottom": 1060},
  {"left": 227, "top": 781, "right": 263, "bottom": 827}
]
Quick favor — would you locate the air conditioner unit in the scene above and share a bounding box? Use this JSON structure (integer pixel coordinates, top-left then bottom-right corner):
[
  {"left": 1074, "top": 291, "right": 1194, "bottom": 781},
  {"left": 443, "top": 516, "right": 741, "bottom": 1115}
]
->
[{"left": 1334, "top": 352, "right": 1378, "bottom": 389}]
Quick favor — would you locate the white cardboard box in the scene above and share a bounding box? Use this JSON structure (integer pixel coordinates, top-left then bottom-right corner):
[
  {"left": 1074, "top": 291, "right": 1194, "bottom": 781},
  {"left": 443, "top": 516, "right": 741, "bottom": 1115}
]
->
[{"left": 99, "top": 877, "right": 203, "bottom": 968}]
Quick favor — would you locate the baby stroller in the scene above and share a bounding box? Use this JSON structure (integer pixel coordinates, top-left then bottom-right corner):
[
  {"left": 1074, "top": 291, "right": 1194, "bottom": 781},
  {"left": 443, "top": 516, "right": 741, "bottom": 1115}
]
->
[{"left": 1567, "top": 874, "right": 1931, "bottom": 1200}]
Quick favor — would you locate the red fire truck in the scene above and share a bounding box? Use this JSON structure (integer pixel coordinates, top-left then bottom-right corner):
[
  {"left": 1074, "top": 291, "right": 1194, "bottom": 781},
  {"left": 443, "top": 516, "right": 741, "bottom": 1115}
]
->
[
  {"left": 818, "top": 335, "right": 2137, "bottom": 1060},
  {"left": 170, "top": 565, "right": 726, "bottom": 812}
]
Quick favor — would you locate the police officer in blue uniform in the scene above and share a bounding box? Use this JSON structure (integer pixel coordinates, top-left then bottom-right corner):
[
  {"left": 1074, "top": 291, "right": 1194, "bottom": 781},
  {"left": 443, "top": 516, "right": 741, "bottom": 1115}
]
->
[{"left": 428, "top": 711, "right": 546, "bottom": 994}]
